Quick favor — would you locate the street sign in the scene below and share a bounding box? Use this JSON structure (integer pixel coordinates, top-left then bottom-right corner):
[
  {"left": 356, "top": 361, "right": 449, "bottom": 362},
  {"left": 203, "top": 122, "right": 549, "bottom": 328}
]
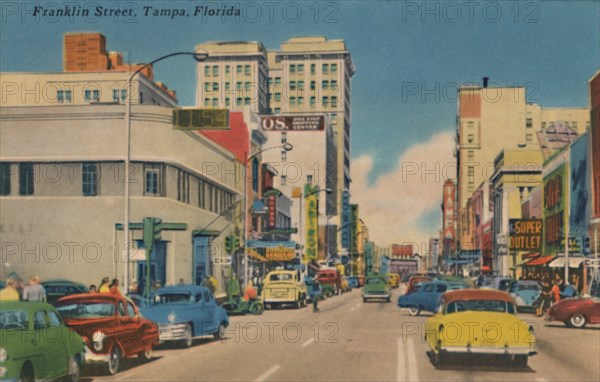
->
[{"left": 214, "top": 256, "right": 232, "bottom": 264}]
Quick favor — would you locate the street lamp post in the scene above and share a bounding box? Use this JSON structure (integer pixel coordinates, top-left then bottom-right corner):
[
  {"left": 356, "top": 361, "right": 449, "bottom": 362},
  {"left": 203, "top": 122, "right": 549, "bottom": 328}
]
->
[
  {"left": 123, "top": 50, "right": 208, "bottom": 293},
  {"left": 242, "top": 143, "right": 293, "bottom": 287}
]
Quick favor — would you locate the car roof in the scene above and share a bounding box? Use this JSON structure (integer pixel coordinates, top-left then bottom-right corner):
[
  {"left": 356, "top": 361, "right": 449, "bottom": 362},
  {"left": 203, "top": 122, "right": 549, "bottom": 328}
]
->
[
  {"left": 58, "top": 293, "right": 124, "bottom": 304},
  {"left": 152, "top": 284, "right": 209, "bottom": 294},
  {"left": 42, "top": 279, "right": 87, "bottom": 287},
  {"left": 443, "top": 289, "right": 514, "bottom": 304}
]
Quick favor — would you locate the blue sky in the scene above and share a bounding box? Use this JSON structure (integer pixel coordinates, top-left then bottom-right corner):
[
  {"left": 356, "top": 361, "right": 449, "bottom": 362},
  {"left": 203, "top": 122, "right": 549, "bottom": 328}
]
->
[{"left": 1, "top": 1, "right": 598, "bottom": 246}]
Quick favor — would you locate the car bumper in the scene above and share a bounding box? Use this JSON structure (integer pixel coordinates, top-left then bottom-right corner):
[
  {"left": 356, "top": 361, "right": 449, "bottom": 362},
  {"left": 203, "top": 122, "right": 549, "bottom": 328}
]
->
[
  {"left": 158, "top": 323, "right": 189, "bottom": 342},
  {"left": 442, "top": 346, "right": 537, "bottom": 356},
  {"left": 363, "top": 293, "right": 390, "bottom": 299},
  {"left": 83, "top": 347, "right": 110, "bottom": 364}
]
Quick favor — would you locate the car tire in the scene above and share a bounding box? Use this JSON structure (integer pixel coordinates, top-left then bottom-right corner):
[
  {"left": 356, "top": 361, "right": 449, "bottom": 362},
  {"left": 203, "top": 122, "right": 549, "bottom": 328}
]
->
[
  {"left": 295, "top": 299, "right": 302, "bottom": 309},
  {"left": 19, "top": 363, "right": 35, "bottom": 382},
  {"left": 250, "top": 302, "right": 264, "bottom": 315},
  {"left": 513, "top": 355, "right": 528, "bottom": 367},
  {"left": 363, "top": 297, "right": 367, "bottom": 303},
  {"left": 107, "top": 347, "right": 121, "bottom": 375},
  {"left": 65, "top": 355, "right": 80, "bottom": 382},
  {"left": 386, "top": 297, "right": 391, "bottom": 303},
  {"left": 569, "top": 314, "right": 587, "bottom": 328},
  {"left": 138, "top": 347, "right": 152, "bottom": 362},
  {"left": 182, "top": 323, "right": 193, "bottom": 348},
  {"left": 433, "top": 351, "right": 445, "bottom": 367},
  {"left": 213, "top": 322, "right": 226, "bottom": 340},
  {"left": 408, "top": 305, "right": 420, "bottom": 316}
]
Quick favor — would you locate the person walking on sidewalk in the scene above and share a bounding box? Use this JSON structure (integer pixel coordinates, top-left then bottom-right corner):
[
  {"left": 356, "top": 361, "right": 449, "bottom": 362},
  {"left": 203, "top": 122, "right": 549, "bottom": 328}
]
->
[
  {"left": 23, "top": 276, "right": 46, "bottom": 302},
  {"left": 312, "top": 279, "right": 322, "bottom": 313}
]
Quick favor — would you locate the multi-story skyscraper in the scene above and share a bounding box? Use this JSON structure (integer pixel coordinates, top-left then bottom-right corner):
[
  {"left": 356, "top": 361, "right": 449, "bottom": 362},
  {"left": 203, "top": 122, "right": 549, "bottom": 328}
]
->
[{"left": 195, "top": 37, "right": 355, "bottom": 250}]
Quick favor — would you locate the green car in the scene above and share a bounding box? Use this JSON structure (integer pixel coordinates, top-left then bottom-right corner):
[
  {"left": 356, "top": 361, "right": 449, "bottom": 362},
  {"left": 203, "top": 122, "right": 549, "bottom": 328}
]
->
[
  {"left": 362, "top": 275, "right": 391, "bottom": 303},
  {"left": 0, "top": 301, "right": 85, "bottom": 382}
]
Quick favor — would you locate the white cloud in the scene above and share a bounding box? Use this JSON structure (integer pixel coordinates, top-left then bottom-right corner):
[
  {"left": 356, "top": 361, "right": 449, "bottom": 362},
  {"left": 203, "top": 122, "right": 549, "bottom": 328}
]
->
[{"left": 351, "top": 131, "right": 456, "bottom": 250}]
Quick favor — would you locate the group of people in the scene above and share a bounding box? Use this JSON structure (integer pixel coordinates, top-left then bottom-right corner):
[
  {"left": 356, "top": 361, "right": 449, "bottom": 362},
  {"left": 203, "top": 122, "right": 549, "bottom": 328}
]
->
[
  {"left": 534, "top": 272, "right": 580, "bottom": 316},
  {"left": 89, "top": 277, "right": 122, "bottom": 296},
  {"left": 0, "top": 275, "right": 46, "bottom": 302}
]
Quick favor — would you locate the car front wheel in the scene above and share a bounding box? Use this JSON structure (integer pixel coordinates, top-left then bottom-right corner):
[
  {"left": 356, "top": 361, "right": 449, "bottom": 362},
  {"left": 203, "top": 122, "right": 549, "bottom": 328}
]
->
[
  {"left": 107, "top": 347, "right": 121, "bottom": 375},
  {"left": 408, "top": 305, "right": 420, "bottom": 316},
  {"left": 214, "top": 322, "right": 226, "bottom": 340},
  {"left": 569, "top": 314, "right": 587, "bottom": 328},
  {"left": 138, "top": 347, "right": 152, "bottom": 362},
  {"left": 182, "top": 324, "right": 193, "bottom": 348},
  {"left": 19, "top": 364, "right": 34, "bottom": 382}
]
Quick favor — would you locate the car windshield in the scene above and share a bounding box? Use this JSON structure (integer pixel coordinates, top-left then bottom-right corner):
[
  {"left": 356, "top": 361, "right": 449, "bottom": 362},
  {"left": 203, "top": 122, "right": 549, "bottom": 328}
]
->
[
  {"left": 152, "top": 293, "right": 193, "bottom": 304},
  {"left": 0, "top": 310, "right": 29, "bottom": 330},
  {"left": 270, "top": 273, "right": 292, "bottom": 281},
  {"left": 367, "top": 278, "right": 384, "bottom": 284},
  {"left": 446, "top": 300, "right": 516, "bottom": 314},
  {"left": 57, "top": 302, "right": 115, "bottom": 319},
  {"left": 512, "top": 283, "right": 540, "bottom": 292}
]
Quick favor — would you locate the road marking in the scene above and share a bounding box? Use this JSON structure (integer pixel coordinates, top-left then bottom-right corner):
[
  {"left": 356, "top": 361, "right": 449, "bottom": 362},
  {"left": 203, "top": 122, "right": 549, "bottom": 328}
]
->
[
  {"left": 407, "top": 338, "right": 419, "bottom": 382},
  {"left": 302, "top": 338, "right": 314, "bottom": 347},
  {"left": 350, "top": 302, "right": 361, "bottom": 312},
  {"left": 254, "top": 365, "right": 281, "bottom": 382},
  {"left": 397, "top": 338, "right": 406, "bottom": 382}
]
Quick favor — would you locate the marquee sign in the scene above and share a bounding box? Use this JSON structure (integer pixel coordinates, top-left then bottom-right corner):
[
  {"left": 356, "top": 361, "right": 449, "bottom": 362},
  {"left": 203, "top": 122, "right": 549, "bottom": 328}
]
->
[
  {"left": 509, "top": 219, "right": 542, "bottom": 251},
  {"left": 260, "top": 115, "right": 324, "bottom": 131}
]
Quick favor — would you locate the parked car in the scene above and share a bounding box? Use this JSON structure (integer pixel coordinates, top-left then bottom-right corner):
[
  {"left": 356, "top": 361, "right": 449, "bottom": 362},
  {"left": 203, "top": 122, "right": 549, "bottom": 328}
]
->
[
  {"left": 347, "top": 276, "right": 360, "bottom": 289},
  {"left": 404, "top": 276, "right": 433, "bottom": 295},
  {"left": 0, "top": 301, "right": 86, "bottom": 382},
  {"left": 424, "top": 289, "right": 537, "bottom": 366},
  {"left": 509, "top": 280, "right": 542, "bottom": 312},
  {"left": 386, "top": 274, "right": 400, "bottom": 289},
  {"left": 398, "top": 281, "right": 468, "bottom": 316},
  {"left": 489, "top": 277, "right": 517, "bottom": 291},
  {"left": 362, "top": 275, "right": 391, "bottom": 303},
  {"left": 139, "top": 285, "right": 229, "bottom": 348},
  {"left": 545, "top": 297, "right": 600, "bottom": 328},
  {"left": 56, "top": 293, "right": 158, "bottom": 375},
  {"left": 42, "top": 279, "right": 88, "bottom": 306},
  {"left": 262, "top": 270, "right": 307, "bottom": 309}
]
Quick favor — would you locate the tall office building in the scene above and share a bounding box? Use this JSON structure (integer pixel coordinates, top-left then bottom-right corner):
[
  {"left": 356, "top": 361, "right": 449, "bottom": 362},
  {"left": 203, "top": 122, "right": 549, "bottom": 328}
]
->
[{"left": 195, "top": 37, "right": 355, "bottom": 249}]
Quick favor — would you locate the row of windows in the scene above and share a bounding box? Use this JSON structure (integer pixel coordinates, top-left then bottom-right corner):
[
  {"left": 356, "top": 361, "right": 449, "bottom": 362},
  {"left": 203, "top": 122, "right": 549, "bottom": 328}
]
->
[
  {"left": 203, "top": 97, "right": 252, "bottom": 107},
  {"left": 203, "top": 64, "right": 252, "bottom": 77},
  {"left": 288, "top": 63, "right": 338, "bottom": 75},
  {"left": 0, "top": 163, "right": 235, "bottom": 214},
  {"left": 203, "top": 80, "right": 338, "bottom": 92},
  {"left": 55, "top": 90, "right": 156, "bottom": 105},
  {"left": 287, "top": 96, "right": 338, "bottom": 108}
]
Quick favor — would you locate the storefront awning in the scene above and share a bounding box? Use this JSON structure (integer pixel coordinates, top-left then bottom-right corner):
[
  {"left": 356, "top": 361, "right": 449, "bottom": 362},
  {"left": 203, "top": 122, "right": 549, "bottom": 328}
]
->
[
  {"left": 247, "top": 248, "right": 268, "bottom": 262},
  {"left": 524, "top": 256, "right": 555, "bottom": 266},
  {"left": 548, "top": 257, "right": 586, "bottom": 268},
  {"left": 246, "top": 240, "right": 298, "bottom": 262},
  {"left": 247, "top": 240, "right": 297, "bottom": 249}
]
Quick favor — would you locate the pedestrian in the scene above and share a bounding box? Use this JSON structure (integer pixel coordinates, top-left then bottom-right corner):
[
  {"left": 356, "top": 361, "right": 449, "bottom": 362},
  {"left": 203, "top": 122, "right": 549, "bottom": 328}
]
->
[
  {"left": 536, "top": 279, "right": 552, "bottom": 316},
  {"left": 312, "top": 279, "right": 322, "bottom": 312},
  {"left": 551, "top": 279, "right": 561, "bottom": 304},
  {"left": 243, "top": 281, "right": 257, "bottom": 301},
  {"left": 109, "top": 279, "right": 121, "bottom": 296},
  {"left": 99, "top": 277, "right": 110, "bottom": 293},
  {"left": 0, "top": 277, "right": 20, "bottom": 301},
  {"left": 23, "top": 276, "right": 46, "bottom": 302},
  {"left": 89, "top": 284, "right": 97, "bottom": 293}
]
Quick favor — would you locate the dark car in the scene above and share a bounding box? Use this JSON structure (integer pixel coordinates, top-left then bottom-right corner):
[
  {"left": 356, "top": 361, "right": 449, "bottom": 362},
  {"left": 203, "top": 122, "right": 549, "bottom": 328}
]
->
[
  {"left": 347, "top": 276, "right": 360, "bottom": 289},
  {"left": 398, "top": 281, "right": 468, "bottom": 316},
  {"left": 42, "top": 279, "right": 88, "bottom": 306}
]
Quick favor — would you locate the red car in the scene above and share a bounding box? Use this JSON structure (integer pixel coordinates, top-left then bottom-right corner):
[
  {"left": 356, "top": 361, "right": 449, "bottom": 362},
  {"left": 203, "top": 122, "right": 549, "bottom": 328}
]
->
[
  {"left": 317, "top": 269, "right": 342, "bottom": 295},
  {"left": 56, "top": 293, "right": 159, "bottom": 375},
  {"left": 545, "top": 297, "right": 600, "bottom": 328}
]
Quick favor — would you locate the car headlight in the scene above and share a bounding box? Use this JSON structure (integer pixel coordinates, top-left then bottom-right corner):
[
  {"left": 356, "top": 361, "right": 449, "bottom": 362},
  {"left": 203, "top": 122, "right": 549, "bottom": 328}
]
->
[
  {"left": 0, "top": 366, "right": 6, "bottom": 377},
  {"left": 92, "top": 331, "right": 106, "bottom": 352},
  {"left": 0, "top": 348, "right": 6, "bottom": 362},
  {"left": 167, "top": 312, "right": 176, "bottom": 323}
]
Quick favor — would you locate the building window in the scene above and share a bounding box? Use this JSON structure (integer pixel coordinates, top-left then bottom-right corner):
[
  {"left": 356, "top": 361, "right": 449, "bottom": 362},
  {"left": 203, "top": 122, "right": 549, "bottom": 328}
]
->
[
  {"left": 290, "top": 97, "right": 296, "bottom": 107},
  {"left": 310, "top": 63, "right": 316, "bottom": 74},
  {"left": 198, "top": 179, "right": 205, "bottom": 209},
  {"left": 468, "top": 166, "right": 474, "bottom": 178},
  {"left": 19, "top": 163, "right": 34, "bottom": 196},
  {"left": 204, "top": 98, "right": 210, "bottom": 107},
  {"left": 244, "top": 82, "right": 251, "bottom": 91},
  {"left": 236, "top": 65, "right": 242, "bottom": 74},
  {"left": 281, "top": 132, "right": 287, "bottom": 144},
  {"left": 526, "top": 133, "right": 533, "bottom": 142},
  {"left": 298, "top": 64, "right": 305, "bottom": 74},
  {"left": 236, "top": 97, "right": 242, "bottom": 106},
  {"left": 322, "top": 64, "right": 329, "bottom": 75},
  {"left": 0, "top": 163, "right": 10, "bottom": 195},
  {"left": 84, "top": 89, "right": 100, "bottom": 102},
  {"left": 244, "top": 65, "right": 251, "bottom": 76},
  {"left": 225, "top": 65, "right": 230, "bottom": 74},
  {"left": 330, "top": 96, "right": 337, "bottom": 107},
  {"left": 322, "top": 80, "right": 329, "bottom": 90},
  {"left": 331, "top": 63, "right": 338, "bottom": 73},
  {"left": 212, "top": 65, "right": 218, "bottom": 76},
  {"left": 274, "top": 77, "right": 281, "bottom": 86},
  {"left": 281, "top": 150, "right": 288, "bottom": 162},
  {"left": 204, "top": 82, "right": 211, "bottom": 91},
  {"left": 244, "top": 97, "right": 251, "bottom": 105},
  {"left": 204, "top": 66, "right": 210, "bottom": 76},
  {"left": 274, "top": 93, "right": 281, "bottom": 102},
  {"left": 310, "top": 96, "right": 316, "bottom": 107},
  {"left": 322, "top": 96, "right": 329, "bottom": 107},
  {"left": 467, "top": 150, "right": 474, "bottom": 160},
  {"left": 526, "top": 118, "right": 533, "bottom": 129},
  {"left": 274, "top": 108, "right": 281, "bottom": 114},
  {"left": 212, "top": 83, "right": 219, "bottom": 91},
  {"left": 467, "top": 134, "right": 474, "bottom": 143},
  {"left": 82, "top": 163, "right": 98, "bottom": 196},
  {"left": 281, "top": 175, "right": 287, "bottom": 185},
  {"left": 144, "top": 163, "right": 164, "bottom": 196},
  {"left": 212, "top": 98, "right": 218, "bottom": 107},
  {"left": 307, "top": 175, "right": 313, "bottom": 184},
  {"left": 290, "top": 64, "right": 296, "bottom": 74},
  {"left": 310, "top": 81, "right": 316, "bottom": 90},
  {"left": 225, "top": 97, "right": 230, "bottom": 107},
  {"left": 290, "top": 81, "right": 296, "bottom": 90},
  {"left": 177, "top": 169, "right": 190, "bottom": 203},
  {"left": 298, "top": 80, "right": 305, "bottom": 90},
  {"left": 298, "top": 96, "right": 304, "bottom": 106},
  {"left": 225, "top": 82, "right": 230, "bottom": 91},
  {"left": 330, "top": 80, "right": 338, "bottom": 90},
  {"left": 57, "top": 90, "right": 72, "bottom": 103},
  {"left": 112, "top": 89, "right": 126, "bottom": 102}
]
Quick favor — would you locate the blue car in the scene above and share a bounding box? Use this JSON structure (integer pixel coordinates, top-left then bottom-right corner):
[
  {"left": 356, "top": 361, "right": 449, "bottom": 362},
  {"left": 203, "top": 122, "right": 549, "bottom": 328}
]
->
[
  {"left": 139, "top": 285, "right": 229, "bottom": 348},
  {"left": 347, "top": 276, "right": 360, "bottom": 289},
  {"left": 509, "top": 280, "right": 542, "bottom": 312},
  {"left": 397, "top": 281, "right": 467, "bottom": 316}
]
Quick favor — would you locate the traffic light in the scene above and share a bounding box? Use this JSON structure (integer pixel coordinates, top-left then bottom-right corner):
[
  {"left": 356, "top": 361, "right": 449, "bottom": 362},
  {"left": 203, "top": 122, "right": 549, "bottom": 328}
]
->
[
  {"left": 143, "top": 217, "right": 162, "bottom": 252},
  {"left": 583, "top": 236, "right": 591, "bottom": 255},
  {"left": 225, "top": 235, "right": 239, "bottom": 255}
]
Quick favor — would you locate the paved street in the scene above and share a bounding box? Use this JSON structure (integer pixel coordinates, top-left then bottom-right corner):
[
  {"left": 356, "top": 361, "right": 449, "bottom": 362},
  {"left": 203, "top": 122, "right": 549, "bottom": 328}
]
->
[{"left": 86, "top": 288, "right": 600, "bottom": 382}]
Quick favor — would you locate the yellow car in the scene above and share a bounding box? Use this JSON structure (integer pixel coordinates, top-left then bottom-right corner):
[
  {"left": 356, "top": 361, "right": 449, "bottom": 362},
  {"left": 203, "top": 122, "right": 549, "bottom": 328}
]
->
[
  {"left": 425, "top": 289, "right": 537, "bottom": 367},
  {"left": 386, "top": 273, "right": 400, "bottom": 289}
]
